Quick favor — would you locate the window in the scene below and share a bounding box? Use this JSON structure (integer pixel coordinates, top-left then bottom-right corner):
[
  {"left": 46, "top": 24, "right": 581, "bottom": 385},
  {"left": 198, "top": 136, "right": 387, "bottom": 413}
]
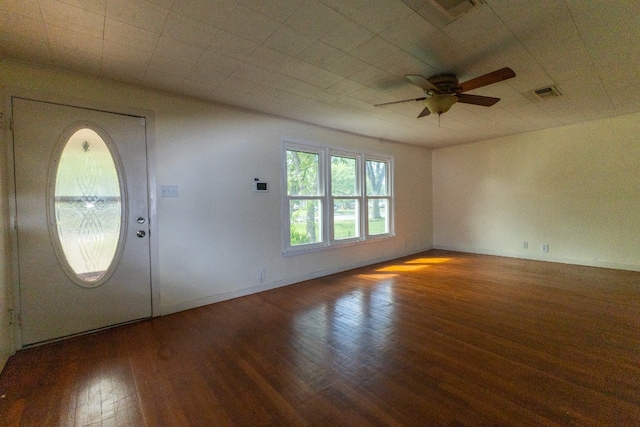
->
[
  {"left": 366, "top": 158, "right": 390, "bottom": 236},
  {"left": 283, "top": 141, "right": 393, "bottom": 254},
  {"left": 51, "top": 127, "right": 124, "bottom": 286},
  {"left": 285, "top": 146, "right": 324, "bottom": 248},
  {"left": 331, "top": 153, "right": 360, "bottom": 242}
]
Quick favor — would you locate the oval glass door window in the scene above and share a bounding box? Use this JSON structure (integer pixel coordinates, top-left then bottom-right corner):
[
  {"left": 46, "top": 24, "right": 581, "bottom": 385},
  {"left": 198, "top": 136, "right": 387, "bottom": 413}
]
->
[{"left": 53, "top": 127, "right": 123, "bottom": 285}]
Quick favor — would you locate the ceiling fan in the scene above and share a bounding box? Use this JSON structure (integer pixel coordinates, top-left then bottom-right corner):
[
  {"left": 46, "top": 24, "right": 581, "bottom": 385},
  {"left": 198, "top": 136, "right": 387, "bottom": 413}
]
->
[{"left": 375, "top": 67, "right": 516, "bottom": 118}]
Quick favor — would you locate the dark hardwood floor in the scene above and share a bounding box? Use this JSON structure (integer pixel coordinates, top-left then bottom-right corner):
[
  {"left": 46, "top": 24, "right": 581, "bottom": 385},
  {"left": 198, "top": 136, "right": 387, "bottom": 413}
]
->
[{"left": 1, "top": 250, "right": 640, "bottom": 426}]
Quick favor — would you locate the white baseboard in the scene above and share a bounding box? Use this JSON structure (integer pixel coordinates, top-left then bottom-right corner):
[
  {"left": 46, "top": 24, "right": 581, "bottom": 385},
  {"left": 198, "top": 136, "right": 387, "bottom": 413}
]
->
[
  {"left": 433, "top": 245, "right": 640, "bottom": 272},
  {"left": 160, "top": 246, "right": 434, "bottom": 316}
]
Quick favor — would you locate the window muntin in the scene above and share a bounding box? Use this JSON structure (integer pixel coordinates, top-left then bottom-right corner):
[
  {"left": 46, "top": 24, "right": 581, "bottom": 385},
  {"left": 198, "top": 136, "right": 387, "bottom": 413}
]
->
[{"left": 283, "top": 141, "right": 393, "bottom": 254}]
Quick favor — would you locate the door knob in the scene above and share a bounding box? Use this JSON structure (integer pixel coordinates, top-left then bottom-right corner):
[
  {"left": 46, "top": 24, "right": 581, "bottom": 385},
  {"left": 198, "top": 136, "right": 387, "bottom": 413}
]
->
[
  {"left": 137, "top": 230, "right": 146, "bottom": 238},
  {"left": 137, "top": 217, "right": 146, "bottom": 224}
]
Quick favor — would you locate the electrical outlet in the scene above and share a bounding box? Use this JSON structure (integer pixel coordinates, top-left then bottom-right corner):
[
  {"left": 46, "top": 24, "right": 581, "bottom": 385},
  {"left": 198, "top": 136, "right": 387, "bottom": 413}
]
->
[
  {"left": 523, "top": 241, "right": 528, "bottom": 249},
  {"left": 541, "top": 244, "right": 549, "bottom": 253},
  {"left": 258, "top": 268, "right": 265, "bottom": 283}
]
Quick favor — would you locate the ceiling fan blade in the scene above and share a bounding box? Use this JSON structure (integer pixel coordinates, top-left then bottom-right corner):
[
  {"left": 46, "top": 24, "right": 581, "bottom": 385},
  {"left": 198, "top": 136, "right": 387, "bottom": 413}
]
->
[
  {"left": 417, "top": 107, "right": 431, "bottom": 118},
  {"left": 456, "top": 93, "right": 501, "bottom": 107},
  {"left": 374, "top": 97, "right": 427, "bottom": 107},
  {"left": 457, "top": 67, "right": 516, "bottom": 93},
  {"left": 405, "top": 75, "right": 440, "bottom": 93}
]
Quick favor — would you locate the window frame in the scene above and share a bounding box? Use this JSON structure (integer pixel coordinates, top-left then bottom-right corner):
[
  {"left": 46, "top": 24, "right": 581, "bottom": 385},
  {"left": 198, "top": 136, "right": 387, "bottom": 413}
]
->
[
  {"left": 365, "top": 155, "right": 393, "bottom": 239},
  {"left": 282, "top": 139, "right": 394, "bottom": 256},
  {"left": 282, "top": 142, "right": 327, "bottom": 253},
  {"left": 329, "top": 150, "right": 363, "bottom": 246}
]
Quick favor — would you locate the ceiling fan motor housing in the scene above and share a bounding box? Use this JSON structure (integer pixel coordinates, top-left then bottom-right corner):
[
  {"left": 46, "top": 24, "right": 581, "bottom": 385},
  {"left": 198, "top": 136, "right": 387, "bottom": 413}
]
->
[{"left": 428, "top": 74, "right": 460, "bottom": 94}]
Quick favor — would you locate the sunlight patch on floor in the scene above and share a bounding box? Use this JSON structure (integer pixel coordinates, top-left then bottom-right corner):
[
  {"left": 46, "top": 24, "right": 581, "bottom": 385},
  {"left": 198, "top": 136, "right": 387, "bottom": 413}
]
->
[
  {"left": 376, "top": 264, "right": 427, "bottom": 272},
  {"left": 405, "top": 257, "right": 451, "bottom": 264},
  {"left": 356, "top": 273, "right": 398, "bottom": 279}
]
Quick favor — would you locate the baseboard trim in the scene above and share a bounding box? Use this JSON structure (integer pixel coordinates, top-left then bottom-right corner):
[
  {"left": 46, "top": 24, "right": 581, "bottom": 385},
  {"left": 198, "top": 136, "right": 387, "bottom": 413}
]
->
[
  {"left": 433, "top": 245, "right": 640, "bottom": 272},
  {"left": 160, "top": 246, "right": 434, "bottom": 316}
]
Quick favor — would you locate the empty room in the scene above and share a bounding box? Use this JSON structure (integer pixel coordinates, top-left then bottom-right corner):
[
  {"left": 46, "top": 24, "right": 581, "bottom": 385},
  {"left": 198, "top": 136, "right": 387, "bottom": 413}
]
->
[{"left": 0, "top": 0, "right": 639, "bottom": 425}]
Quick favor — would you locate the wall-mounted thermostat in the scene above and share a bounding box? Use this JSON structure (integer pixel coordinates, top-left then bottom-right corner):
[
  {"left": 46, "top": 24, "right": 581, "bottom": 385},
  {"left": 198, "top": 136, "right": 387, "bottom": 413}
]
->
[{"left": 253, "top": 179, "right": 268, "bottom": 193}]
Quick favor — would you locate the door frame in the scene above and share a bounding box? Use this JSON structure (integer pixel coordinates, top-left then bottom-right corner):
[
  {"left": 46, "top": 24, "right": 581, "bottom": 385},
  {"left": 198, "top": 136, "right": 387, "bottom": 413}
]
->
[{"left": 4, "top": 88, "right": 160, "bottom": 350}]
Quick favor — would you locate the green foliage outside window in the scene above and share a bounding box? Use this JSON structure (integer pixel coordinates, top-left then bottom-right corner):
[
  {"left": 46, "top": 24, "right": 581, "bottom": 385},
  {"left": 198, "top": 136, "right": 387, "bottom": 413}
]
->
[{"left": 285, "top": 144, "right": 392, "bottom": 250}]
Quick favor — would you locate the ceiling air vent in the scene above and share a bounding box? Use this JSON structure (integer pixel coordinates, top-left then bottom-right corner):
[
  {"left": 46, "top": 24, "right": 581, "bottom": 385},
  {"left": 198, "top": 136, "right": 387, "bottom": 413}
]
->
[
  {"left": 428, "top": 0, "right": 483, "bottom": 20},
  {"left": 404, "top": 0, "right": 483, "bottom": 27},
  {"left": 533, "top": 86, "right": 562, "bottom": 100}
]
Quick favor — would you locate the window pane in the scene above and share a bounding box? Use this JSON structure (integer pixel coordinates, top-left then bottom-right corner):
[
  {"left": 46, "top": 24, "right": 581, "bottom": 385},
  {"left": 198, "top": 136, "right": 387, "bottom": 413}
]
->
[
  {"left": 366, "top": 160, "right": 388, "bottom": 196},
  {"left": 331, "top": 155, "right": 357, "bottom": 196},
  {"left": 368, "top": 199, "right": 389, "bottom": 235},
  {"left": 289, "top": 200, "right": 322, "bottom": 245},
  {"left": 333, "top": 198, "right": 359, "bottom": 240},
  {"left": 54, "top": 128, "right": 122, "bottom": 283},
  {"left": 287, "top": 150, "right": 319, "bottom": 196}
]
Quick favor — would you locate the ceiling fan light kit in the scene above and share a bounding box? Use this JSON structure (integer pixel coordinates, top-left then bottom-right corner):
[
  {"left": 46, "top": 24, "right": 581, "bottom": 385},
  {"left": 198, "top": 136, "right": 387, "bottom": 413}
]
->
[
  {"left": 375, "top": 67, "right": 516, "bottom": 119},
  {"left": 424, "top": 94, "right": 458, "bottom": 115}
]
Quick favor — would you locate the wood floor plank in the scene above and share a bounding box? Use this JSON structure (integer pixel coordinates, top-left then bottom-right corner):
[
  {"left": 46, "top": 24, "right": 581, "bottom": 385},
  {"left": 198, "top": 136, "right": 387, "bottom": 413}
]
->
[{"left": 1, "top": 250, "right": 639, "bottom": 426}]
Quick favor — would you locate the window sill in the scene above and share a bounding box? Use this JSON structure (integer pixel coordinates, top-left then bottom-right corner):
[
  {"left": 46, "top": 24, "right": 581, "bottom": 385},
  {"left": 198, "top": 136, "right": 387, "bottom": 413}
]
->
[{"left": 282, "top": 234, "right": 395, "bottom": 258}]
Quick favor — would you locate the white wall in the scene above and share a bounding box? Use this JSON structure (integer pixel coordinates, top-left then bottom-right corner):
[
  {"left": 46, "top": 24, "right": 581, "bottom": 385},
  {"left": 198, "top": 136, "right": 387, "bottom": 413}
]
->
[
  {"left": 0, "top": 61, "right": 432, "bottom": 357},
  {"left": 433, "top": 112, "right": 640, "bottom": 270},
  {"left": 153, "top": 97, "right": 433, "bottom": 313},
  {"left": 0, "top": 84, "right": 12, "bottom": 370}
]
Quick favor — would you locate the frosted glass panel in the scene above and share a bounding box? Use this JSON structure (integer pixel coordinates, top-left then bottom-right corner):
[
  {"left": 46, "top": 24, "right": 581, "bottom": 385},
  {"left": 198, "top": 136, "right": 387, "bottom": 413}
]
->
[{"left": 54, "top": 128, "right": 122, "bottom": 283}]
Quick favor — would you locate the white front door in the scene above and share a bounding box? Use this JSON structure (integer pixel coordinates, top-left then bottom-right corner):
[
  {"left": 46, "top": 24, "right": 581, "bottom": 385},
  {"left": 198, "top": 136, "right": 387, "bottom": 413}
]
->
[{"left": 12, "top": 97, "right": 152, "bottom": 346}]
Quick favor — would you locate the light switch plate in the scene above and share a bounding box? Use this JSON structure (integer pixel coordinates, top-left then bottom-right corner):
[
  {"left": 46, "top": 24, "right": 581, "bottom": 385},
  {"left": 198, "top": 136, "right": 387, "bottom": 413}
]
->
[{"left": 161, "top": 185, "right": 178, "bottom": 197}]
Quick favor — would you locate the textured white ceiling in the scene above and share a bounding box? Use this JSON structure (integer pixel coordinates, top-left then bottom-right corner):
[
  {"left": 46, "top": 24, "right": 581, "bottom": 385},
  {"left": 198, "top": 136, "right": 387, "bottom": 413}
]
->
[{"left": 1, "top": 0, "right": 639, "bottom": 147}]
